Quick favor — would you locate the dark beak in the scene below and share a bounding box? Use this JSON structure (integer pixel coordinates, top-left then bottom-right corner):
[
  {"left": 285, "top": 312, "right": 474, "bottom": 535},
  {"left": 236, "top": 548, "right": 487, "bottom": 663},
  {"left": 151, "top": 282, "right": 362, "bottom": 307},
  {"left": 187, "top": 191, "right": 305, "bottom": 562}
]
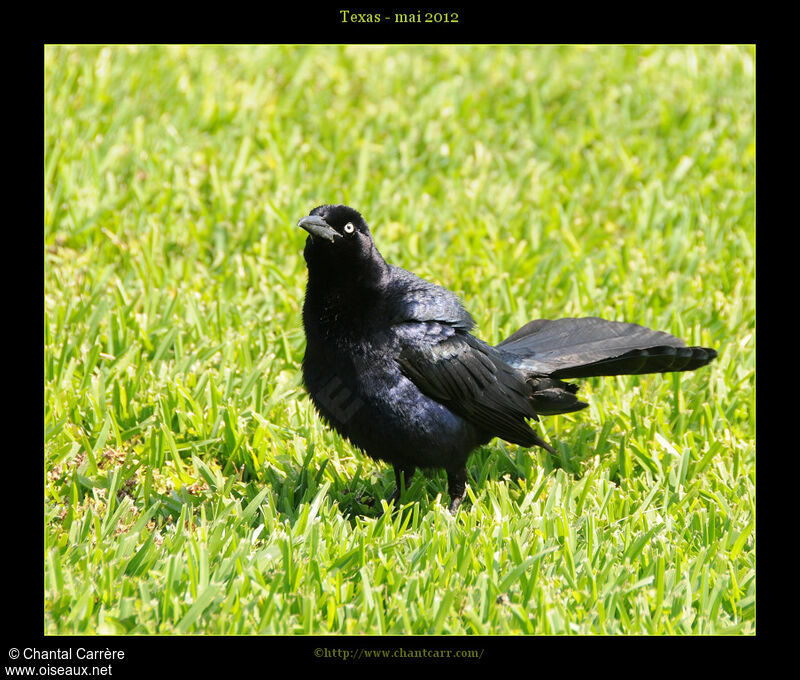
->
[{"left": 297, "top": 215, "right": 339, "bottom": 243}]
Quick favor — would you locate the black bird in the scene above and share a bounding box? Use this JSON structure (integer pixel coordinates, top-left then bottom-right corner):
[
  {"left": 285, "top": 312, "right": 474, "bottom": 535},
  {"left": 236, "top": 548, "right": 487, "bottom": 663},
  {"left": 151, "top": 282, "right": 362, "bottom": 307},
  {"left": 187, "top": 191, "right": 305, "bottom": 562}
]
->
[{"left": 298, "top": 204, "right": 717, "bottom": 513}]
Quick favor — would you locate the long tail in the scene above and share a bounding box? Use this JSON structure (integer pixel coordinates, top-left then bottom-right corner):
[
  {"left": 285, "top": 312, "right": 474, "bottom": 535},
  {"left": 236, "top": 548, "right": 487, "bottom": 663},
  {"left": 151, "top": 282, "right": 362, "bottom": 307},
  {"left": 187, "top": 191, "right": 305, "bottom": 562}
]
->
[
  {"left": 497, "top": 317, "right": 717, "bottom": 377},
  {"left": 496, "top": 317, "right": 717, "bottom": 415}
]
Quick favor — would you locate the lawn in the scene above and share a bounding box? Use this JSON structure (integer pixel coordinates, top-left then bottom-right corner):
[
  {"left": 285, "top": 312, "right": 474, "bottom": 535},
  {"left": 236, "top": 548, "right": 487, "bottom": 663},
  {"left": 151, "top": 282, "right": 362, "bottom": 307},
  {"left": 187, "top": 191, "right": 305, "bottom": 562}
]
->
[{"left": 44, "top": 44, "right": 754, "bottom": 634}]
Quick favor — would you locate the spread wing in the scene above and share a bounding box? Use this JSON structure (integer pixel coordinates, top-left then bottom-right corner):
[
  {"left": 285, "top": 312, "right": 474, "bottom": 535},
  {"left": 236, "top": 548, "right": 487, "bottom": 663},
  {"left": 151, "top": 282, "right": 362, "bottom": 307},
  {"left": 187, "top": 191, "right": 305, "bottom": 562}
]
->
[{"left": 395, "top": 323, "right": 544, "bottom": 447}]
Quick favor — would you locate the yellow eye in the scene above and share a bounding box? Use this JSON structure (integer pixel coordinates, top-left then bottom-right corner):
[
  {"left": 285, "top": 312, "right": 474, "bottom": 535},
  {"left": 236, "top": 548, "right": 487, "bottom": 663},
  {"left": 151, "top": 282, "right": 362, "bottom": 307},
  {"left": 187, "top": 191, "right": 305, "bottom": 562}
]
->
[{"left": 343, "top": 222, "right": 355, "bottom": 234}]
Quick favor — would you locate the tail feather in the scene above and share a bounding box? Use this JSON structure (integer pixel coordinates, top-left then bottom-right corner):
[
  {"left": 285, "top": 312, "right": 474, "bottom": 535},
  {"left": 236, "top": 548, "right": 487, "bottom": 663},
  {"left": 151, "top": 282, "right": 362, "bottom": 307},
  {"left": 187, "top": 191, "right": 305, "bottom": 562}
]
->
[
  {"left": 497, "top": 317, "right": 717, "bottom": 379},
  {"left": 528, "top": 376, "right": 588, "bottom": 416}
]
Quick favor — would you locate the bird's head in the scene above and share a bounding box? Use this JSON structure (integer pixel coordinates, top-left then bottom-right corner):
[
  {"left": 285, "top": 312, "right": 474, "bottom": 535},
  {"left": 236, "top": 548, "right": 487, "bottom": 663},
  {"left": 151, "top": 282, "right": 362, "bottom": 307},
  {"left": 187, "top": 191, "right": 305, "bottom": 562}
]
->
[
  {"left": 298, "top": 204, "right": 371, "bottom": 243},
  {"left": 298, "top": 204, "right": 385, "bottom": 281}
]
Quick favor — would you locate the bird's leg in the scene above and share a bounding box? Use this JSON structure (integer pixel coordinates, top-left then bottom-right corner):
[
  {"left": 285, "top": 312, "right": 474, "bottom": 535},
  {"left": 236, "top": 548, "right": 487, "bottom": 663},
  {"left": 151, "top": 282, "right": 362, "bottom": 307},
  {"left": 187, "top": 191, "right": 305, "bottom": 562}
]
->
[
  {"left": 446, "top": 466, "right": 468, "bottom": 515},
  {"left": 388, "top": 465, "right": 415, "bottom": 507}
]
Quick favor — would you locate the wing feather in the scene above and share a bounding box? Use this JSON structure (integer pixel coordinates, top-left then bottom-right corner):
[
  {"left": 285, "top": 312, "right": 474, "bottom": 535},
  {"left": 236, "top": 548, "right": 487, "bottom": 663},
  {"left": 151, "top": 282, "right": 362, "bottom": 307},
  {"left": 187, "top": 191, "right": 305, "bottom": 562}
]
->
[{"left": 397, "top": 327, "right": 542, "bottom": 447}]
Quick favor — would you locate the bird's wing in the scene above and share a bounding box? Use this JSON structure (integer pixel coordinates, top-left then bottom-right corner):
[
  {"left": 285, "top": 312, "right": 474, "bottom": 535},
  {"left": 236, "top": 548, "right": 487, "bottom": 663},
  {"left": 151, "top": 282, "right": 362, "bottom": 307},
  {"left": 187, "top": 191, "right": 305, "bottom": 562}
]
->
[
  {"left": 395, "top": 324, "right": 543, "bottom": 447},
  {"left": 386, "top": 266, "right": 476, "bottom": 331}
]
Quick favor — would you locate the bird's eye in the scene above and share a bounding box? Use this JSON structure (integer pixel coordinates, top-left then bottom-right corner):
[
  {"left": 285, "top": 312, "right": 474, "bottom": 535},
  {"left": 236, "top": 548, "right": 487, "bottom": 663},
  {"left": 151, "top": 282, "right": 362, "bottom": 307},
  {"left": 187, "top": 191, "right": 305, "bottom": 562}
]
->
[{"left": 343, "top": 222, "right": 355, "bottom": 234}]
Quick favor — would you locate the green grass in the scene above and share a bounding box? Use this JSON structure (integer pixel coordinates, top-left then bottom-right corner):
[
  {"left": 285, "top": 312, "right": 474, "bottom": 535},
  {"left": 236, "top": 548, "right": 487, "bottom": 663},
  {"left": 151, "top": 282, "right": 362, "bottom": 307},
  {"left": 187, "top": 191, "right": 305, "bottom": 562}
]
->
[{"left": 44, "top": 44, "right": 754, "bottom": 635}]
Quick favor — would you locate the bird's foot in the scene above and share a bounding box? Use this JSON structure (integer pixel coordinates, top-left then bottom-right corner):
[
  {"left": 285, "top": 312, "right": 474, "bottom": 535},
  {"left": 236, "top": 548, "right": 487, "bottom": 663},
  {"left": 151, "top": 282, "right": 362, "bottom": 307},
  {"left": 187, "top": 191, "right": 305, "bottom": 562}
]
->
[
  {"left": 447, "top": 496, "right": 464, "bottom": 515},
  {"left": 446, "top": 466, "right": 468, "bottom": 515}
]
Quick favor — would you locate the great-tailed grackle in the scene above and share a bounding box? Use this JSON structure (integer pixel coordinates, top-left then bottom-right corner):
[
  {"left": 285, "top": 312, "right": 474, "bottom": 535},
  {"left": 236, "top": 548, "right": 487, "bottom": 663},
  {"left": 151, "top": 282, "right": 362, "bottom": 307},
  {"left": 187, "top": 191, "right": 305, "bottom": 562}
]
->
[{"left": 298, "top": 204, "right": 717, "bottom": 513}]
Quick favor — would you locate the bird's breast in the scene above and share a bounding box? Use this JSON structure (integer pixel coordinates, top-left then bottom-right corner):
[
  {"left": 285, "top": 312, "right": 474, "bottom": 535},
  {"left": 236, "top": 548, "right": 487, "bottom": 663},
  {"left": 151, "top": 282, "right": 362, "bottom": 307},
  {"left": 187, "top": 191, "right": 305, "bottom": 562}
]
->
[{"left": 302, "top": 336, "right": 481, "bottom": 469}]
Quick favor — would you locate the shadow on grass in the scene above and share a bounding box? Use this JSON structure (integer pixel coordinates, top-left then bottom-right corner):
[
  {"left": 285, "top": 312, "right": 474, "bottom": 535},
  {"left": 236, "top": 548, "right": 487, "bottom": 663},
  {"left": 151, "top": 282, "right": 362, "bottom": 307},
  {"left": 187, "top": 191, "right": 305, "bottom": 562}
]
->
[{"left": 156, "top": 419, "right": 614, "bottom": 533}]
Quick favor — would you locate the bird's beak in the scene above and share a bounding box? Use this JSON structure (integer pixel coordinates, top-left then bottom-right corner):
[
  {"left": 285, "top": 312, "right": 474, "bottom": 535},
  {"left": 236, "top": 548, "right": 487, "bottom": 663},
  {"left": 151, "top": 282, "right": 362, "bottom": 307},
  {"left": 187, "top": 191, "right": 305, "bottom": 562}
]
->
[{"left": 297, "top": 215, "right": 339, "bottom": 243}]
